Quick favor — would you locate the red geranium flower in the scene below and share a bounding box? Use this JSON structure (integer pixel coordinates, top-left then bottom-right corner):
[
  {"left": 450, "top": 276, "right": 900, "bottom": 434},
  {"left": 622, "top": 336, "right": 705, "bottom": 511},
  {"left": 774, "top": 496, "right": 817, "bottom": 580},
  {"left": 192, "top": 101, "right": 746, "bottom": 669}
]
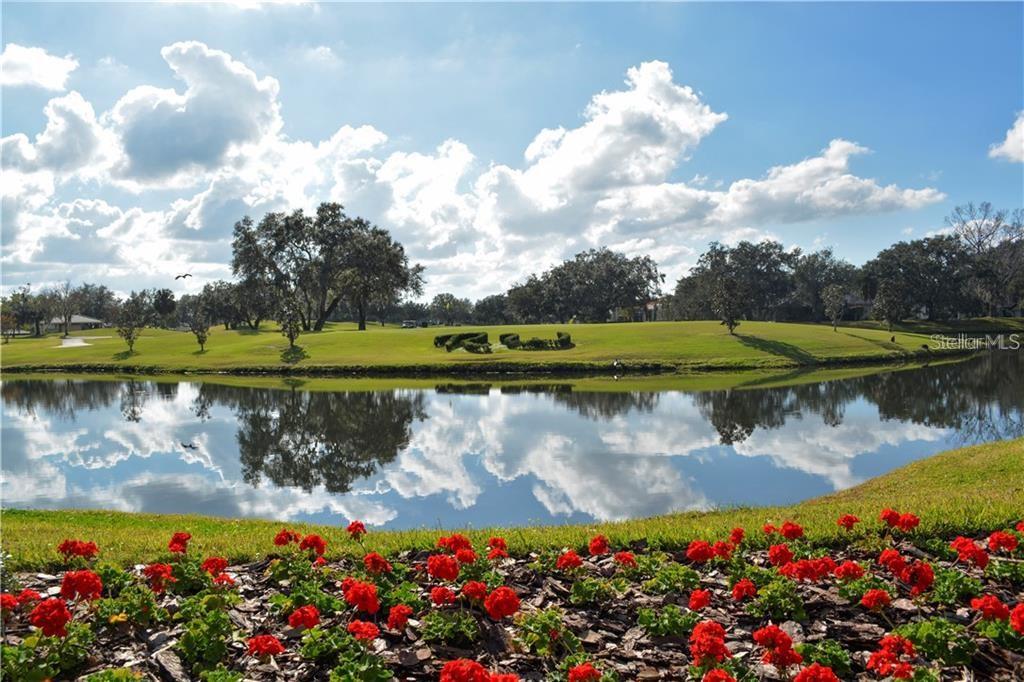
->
[
  {"left": 484, "top": 586, "right": 520, "bottom": 620},
  {"left": 556, "top": 549, "right": 583, "bottom": 571},
  {"left": 686, "top": 540, "right": 715, "bottom": 564},
  {"left": 29, "top": 598, "right": 72, "bottom": 637},
  {"left": 833, "top": 560, "right": 865, "bottom": 581},
  {"left": 971, "top": 594, "right": 1010, "bottom": 621},
  {"left": 729, "top": 527, "right": 745, "bottom": 545},
  {"left": 763, "top": 523, "right": 777, "bottom": 535},
  {"left": 167, "top": 532, "right": 191, "bottom": 554},
  {"left": 689, "top": 589, "right": 711, "bottom": 611},
  {"left": 1, "top": 593, "right": 19, "bottom": 613},
  {"left": 201, "top": 556, "right": 228, "bottom": 576},
  {"left": 247, "top": 634, "right": 284, "bottom": 657},
  {"left": 780, "top": 521, "right": 804, "bottom": 540},
  {"left": 768, "top": 543, "right": 793, "bottom": 567},
  {"left": 567, "top": 662, "right": 602, "bottom": 682},
  {"left": 712, "top": 541, "right": 733, "bottom": 560},
  {"left": 614, "top": 551, "right": 637, "bottom": 569},
  {"left": 431, "top": 586, "right": 457, "bottom": 606},
  {"left": 288, "top": 604, "right": 320, "bottom": 629},
  {"left": 491, "top": 675, "right": 520, "bottom": 682},
  {"left": 895, "top": 513, "right": 920, "bottom": 533},
  {"left": 836, "top": 514, "right": 859, "bottom": 531},
  {"left": 878, "top": 548, "right": 907, "bottom": 575},
  {"left": 428, "top": 554, "right": 461, "bottom": 581},
  {"left": 348, "top": 619, "right": 380, "bottom": 642},
  {"left": 1011, "top": 604, "right": 1024, "bottom": 635},
  {"left": 347, "top": 520, "right": 367, "bottom": 540},
  {"left": 703, "top": 670, "right": 736, "bottom": 682},
  {"left": 1017, "top": 520, "right": 1024, "bottom": 533},
  {"left": 867, "top": 635, "right": 915, "bottom": 679},
  {"left": 299, "top": 534, "right": 326, "bottom": 556},
  {"left": 363, "top": 552, "right": 393, "bottom": 574},
  {"left": 437, "top": 534, "right": 473, "bottom": 553},
  {"left": 60, "top": 570, "right": 103, "bottom": 601},
  {"left": 387, "top": 603, "right": 414, "bottom": 631},
  {"left": 988, "top": 530, "right": 1019, "bottom": 553},
  {"left": 780, "top": 558, "right": 835, "bottom": 582},
  {"left": 753, "top": 624, "right": 803, "bottom": 668},
  {"left": 17, "top": 589, "right": 41, "bottom": 606},
  {"left": 900, "top": 560, "right": 934, "bottom": 596},
  {"left": 213, "top": 573, "right": 235, "bottom": 587},
  {"left": 794, "top": 663, "right": 840, "bottom": 682},
  {"left": 57, "top": 539, "right": 99, "bottom": 561},
  {"left": 588, "top": 534, "right": 609, "bottom": 556},
  {"left": 343, "top": 579, "right": 380, "bottom": 614},
  {"left": 689, "top": 620, "right": 731, "bottom": 666},
  {"left": 274, "top": 529, "right": 301, "bottom": 546},
  {"left": 860, "top": 589, "right": 891, "bottom": 611},
  {"left": 950, "top": 536, "right": 989, "bottom": 568},
  {"left": 142, "top": 563, "right": 176, "bottom": 593},
  {"left": 879, "top": 508, "right": 901, "bottom": 527},
  {"left": 455, "top": 548, "right": 478, "bottom": 565},
  {"left": 462, "top": 581, "right": 488, "bottom": 601},
  {"left": 731, "top": 578, "right": 757, "bottom": 601},
  {"left": 439, "top": 659, "right": 490, "bottom": 682},
  {"left": 487, "top": 547, "right": 509, "bottom": 561},
  {"left": 487, "top": 536, "right": 508, "bottom": 551}
]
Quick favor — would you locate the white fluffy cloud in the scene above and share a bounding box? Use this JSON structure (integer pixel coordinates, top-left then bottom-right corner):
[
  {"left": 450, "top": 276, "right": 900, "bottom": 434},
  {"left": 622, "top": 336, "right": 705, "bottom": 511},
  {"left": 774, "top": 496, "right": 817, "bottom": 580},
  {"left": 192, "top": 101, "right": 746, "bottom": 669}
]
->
[
  {"left": 2, "top": 43, "right": 946, "bottom": 296},
  {"left": 0, "top": 43, "right": 78, "bottom": 90},
  {"left": 989, "top": 112, "right": 1024, "bottom": 163}
]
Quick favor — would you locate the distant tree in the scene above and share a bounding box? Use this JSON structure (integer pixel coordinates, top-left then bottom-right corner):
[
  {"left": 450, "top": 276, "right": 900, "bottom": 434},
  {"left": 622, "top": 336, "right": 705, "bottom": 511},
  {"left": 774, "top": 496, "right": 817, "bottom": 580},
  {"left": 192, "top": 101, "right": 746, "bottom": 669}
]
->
[
  {"left": 181, "top": 296, "right": 211, "bottom": 352},
  {"left": 153, "top": 288, "right": 177, "bottom": 326},
  {"left": 51, "top": 280, "right": 83, "bottom": 337},
  {"left": 340, "top": 222, "right": 425, "bottom": 331},
  {"left": 871, "top": 279, "right": 908, "bottom": 331},
  {"left": 279, "top": 297, "right": 304, "bottom": 348},
  {"left": 115, "top": 292, "right": 149, "bottom": 353},
  {"left": 822, "top": 283, "right": 847, "bottom": 331},
  {"left": 0, "top": 307, "right": 16, "bottom": 343},
  {"left": 792, "top": 249, "right": 856, "bottom": 321},
  {"left": 77, "top": 283, "right": 118, "bottom": 322},
  {"left": 945, "top": 202, "right": 1024, "bottom": 316},
  {"left": 430, "top": 293, "right": 473, "bottom": 326},
  {"left": 505, "top": 276, "right": 547, "bottom": 323},
  {"left": 473, "top": 294, "right": 511, "bottom": 325},
  {"left": 711, "top": 276, "right": 743, "bottom": 334}
]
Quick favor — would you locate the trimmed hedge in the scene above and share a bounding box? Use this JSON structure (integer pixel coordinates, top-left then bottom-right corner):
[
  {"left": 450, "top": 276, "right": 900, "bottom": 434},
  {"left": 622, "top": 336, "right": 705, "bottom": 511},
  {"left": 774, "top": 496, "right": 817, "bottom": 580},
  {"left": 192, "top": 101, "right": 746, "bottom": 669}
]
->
[
  {"left": 463, "top": 341, "right": 492, "bottom": 354},
  {"left": 441, "top": 332, "right": 489, "bottom": 352},
  {"left": 499, "top": 333, "right": 521, "bottom": 349}
]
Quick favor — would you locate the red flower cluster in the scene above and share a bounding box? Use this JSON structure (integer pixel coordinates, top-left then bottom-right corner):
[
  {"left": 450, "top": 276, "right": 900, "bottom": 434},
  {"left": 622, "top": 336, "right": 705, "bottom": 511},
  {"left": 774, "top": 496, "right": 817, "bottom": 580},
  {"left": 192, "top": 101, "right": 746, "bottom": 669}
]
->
[
  {"left": 900, "top": 560, "right": 935, "bottom": 596},
  {"left": 455, "top": 548, "right": 478, "bottom": 565},
  {"left": 247, "top": 634, "right": 285, "bottom": 657},
  {"left": 588, "top": 534, "right": 609, "bottom": 556},
  {"left": 363, "top": 552, "right": 393, "bottom": 574},
  {"left": 567, "top": 663, "right": 602, "bottom": 682},
  {"left": 614, "top": 551, "right": 637, "bottom": 569},
  {"left": 833, "top": 560, "right": 865, "bottom": 581},
  {"left": 1, "top": 593, "right": 19, "bottom": 613},
  {"left": 878, "top": 548, "right": 907, "bottom": 575},
  {"left": 343, "top": 580, "right": 380, "bottom": 614},
  {"left": 731, "top": 578, "right": 756, "bottom": 601},
  {"left": 299, "top": 533, "right": 327, "bottom": 556},
  {"left": 213, "top": 573, "right": 235, "bottom": 587},
  {"left": 428, "top": 554, "right": 461, "bottom": 581},
  {"left": 484, "top": 586, "right": 520, "bottom": 621},
  {"left": 556, "top": 549, "right": 583, "bottom": 571},
  {"left": 348, "top": 619, "right": 380, "bottom": 642},
  {"left": 970, "top": 594, "right": 1010, "bottom": 621},
  {"left": 729, "top": 527, "right": 745, "bottom": 545},
  {"left": 487, "top": 537, "right": 509, "bottom": 560},
  {"left": 836, "top": 514, "right": 860, "bottom": 531},
  {"left": 388, "top": 603, "right": 413, "bottom": 631},
  {"left": 28, "top": 598, "right": 72, "bottom": 637},
  {"left": 274, "top": 528, "right": 301, "bottom": 546},
  {"left": 347, "top": 520, "right": 367, "bottom": 540},
  {"left": 689, "top": 620, "right": 731, "bottom": 666},
  {"left": 462, "top": 581, "right": 488, "bottom": 601},
  {"left": 288, "top": 604, "right": 320, "bottom": 629},
  {"left": 987, "top": 530, "right": 1018, "bottom": 553},
  {"left": 950, "top": 536, "right": 989, "bottom": 568},
  {"left": 767, "top": 543, "right": 793, "bottom": 567},
  {"left": 437, "top": 533, "right": 473, "bottom": 553},
  {"left": 686, "top": 540, "right": 715, "bottom": 564},
  {"left": 779, "top": 521, "right": 804, "bottom": 540},
  {"left": 703, "top": 670, "right": 736, "bottom": 682},
  {"left": 689, "top": 589, "right": 711, "bottom": 611},
  {"left": 143, "top": 563, "right": 176, "bottom": 593},
  {"left": 201, "top": 556, "right": 228, "bottom": 576},
  {"left": 167, "top": 532, "right": 191, "bottom": 554},
  {"left": 867, "top": 634, "right": 916, "bottom": 679},
  {"left": 60, "top": 570, "right": 103, "bottom": 601},
  {"left": 712, "top": 541, "right": 733, "bottom": 560},
  {"left": 753, "top": 624, "right": 802, "bottom": 669},
  {"left": 779, "top": 557, "right": 836, "bottom": 582},
  {"left": 880, "top": 509, "right": 919, "bottom": 533},
  {"left": 860, "top": 589, "right": 892, "bottom": 611},
  {"left": 57, "top": 538, "right": 98, "bottom": 561},
  {"left": 431, "top": 586, "right": 457, "bottom": 606},
  {"left": 439, "top": 659, "right": 513, "bottom": 682},
  {"left": 1012, "top": 604, "right": 1024, "bottom": 635},
  {"left": 793, "top": 663, "right": 840, "bottom": 682}
]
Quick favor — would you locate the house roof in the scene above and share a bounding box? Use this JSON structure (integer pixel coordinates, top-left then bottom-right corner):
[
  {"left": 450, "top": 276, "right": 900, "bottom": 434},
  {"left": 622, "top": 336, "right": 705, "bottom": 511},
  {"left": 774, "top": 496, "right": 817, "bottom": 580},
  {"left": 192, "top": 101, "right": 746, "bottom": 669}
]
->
[{"left": 49, "top": 315, "right": 104, "bottom": 324}]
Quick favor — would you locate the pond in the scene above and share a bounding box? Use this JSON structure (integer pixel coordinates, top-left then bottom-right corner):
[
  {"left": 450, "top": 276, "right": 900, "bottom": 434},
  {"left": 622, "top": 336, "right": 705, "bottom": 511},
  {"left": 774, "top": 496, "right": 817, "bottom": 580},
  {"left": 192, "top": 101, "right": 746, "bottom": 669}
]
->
[{"left": 2, "top": 352, "right": 1021, "bottom": 529}]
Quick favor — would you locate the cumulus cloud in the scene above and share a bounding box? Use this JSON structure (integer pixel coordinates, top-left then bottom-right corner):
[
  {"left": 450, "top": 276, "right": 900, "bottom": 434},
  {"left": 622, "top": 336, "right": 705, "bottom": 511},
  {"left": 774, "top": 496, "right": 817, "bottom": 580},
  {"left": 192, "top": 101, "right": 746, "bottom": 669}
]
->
[
  {"left": 0, "top": 43, "right": 78, "bottom": 90},
  {"left": 2, "top": 44, "right": 945, "bottom": 296},
  {"left": 989, "top": 112, "right": 1024, "bottom": 162}
]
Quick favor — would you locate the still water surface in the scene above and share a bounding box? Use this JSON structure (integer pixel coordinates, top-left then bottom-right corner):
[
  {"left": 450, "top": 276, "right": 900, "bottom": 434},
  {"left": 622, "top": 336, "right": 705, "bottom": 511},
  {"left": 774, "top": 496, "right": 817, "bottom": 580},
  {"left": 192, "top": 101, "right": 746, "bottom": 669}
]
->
[{"left": 2, "top": 353, "right": 1021, "bottom": 529}]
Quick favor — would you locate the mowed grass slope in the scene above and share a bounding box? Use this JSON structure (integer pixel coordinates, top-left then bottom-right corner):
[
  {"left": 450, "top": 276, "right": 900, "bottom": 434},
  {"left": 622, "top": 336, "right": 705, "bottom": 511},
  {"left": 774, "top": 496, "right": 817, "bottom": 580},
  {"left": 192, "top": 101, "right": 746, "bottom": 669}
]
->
[
  {"left": 0, "top": 320, "right": 954, "bottom": 374},
  {"left": 3, "top": 438, "right": 1021, "bottom": 571}
]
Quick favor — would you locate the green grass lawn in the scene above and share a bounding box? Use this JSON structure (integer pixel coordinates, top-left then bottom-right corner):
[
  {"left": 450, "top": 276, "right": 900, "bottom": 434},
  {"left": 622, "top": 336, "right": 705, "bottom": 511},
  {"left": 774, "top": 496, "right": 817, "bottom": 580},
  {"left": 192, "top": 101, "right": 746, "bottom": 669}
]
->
[
  {"left": 837, "top": 316, "right": 1024, "bottom": 335},
  {"left": 0, "top": 320, "right": 963, "bottom": 375},
  {"left": 3, "top": 438, "right": 1020, "bottom": 571}
]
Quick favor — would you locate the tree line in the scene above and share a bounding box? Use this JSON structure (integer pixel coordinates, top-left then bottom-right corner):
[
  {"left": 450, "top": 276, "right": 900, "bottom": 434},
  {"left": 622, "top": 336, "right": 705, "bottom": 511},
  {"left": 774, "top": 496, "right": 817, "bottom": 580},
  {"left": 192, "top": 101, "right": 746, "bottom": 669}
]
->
[{"left": 2, "top": 201, "right": 1021, "bottom": 349}]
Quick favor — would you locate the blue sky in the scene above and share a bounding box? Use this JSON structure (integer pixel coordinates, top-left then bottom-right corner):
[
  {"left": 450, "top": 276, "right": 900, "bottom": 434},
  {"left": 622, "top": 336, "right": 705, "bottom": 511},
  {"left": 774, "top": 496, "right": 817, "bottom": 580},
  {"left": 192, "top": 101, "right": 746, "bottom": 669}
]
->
[{"left": 2, "top": 1, "right": 1021, "bottom": 299}]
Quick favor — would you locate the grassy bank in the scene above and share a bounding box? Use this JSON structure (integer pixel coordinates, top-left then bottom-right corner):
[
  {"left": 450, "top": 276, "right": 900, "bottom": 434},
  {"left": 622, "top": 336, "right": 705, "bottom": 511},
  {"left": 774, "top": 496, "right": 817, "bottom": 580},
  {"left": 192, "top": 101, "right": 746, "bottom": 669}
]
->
[
  {"left": 837, "top": 316, "right": 1024, "bottom": 335},
  {"left": 0, "top": 320, "right": 968, "bottom": 376},
  {"left": 3, "top": 438, "right": 1021, "bottom": 571}
]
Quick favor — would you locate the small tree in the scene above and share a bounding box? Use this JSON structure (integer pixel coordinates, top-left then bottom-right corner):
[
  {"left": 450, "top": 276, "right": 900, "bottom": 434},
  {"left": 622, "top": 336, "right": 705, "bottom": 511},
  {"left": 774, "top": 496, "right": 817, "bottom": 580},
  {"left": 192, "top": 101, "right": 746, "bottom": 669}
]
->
[
  {"left": 153, "top": 288, "right": 177, "bottom": 327},
  {"left": 871, "top": 279, "right": 907, "bottom": 332},
  {"left": 182, "top": 297, "right": 211, "bottom": 352},
  {"left": 115, "top": 292, "right": 148, "bottom": 353},
  {"left": 710, "top": 276, "right": 743, "bottom": 335},
  {"left": 822, "top": 284, "right": 847, "bottom": 331},
  {"left": 52, "top": 280, "right": 82, "bottom": 337},
  {"left": 279, "top": 298, "right": 303, "bottom": 348},
  {"left": 1, "top": 310, "right": 16, "bottom": 343}
]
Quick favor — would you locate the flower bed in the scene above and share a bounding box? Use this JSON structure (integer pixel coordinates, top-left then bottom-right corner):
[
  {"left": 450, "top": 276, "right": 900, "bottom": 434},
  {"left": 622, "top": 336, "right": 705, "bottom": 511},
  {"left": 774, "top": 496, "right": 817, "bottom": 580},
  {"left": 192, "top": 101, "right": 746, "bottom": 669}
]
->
[{"left": 2, "top": 512, "right": 1023, "bottom": 681}]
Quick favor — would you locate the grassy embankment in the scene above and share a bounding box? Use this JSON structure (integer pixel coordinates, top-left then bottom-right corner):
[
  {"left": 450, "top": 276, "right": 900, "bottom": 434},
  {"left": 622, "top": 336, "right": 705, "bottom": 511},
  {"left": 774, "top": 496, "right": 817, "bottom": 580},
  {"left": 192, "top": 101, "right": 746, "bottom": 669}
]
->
[
  {"left": 3, "top": 438, "right": 1021, "bottom": 571},
  {"left": 0, "top": 320, "right": 972, "bottom": 376}
]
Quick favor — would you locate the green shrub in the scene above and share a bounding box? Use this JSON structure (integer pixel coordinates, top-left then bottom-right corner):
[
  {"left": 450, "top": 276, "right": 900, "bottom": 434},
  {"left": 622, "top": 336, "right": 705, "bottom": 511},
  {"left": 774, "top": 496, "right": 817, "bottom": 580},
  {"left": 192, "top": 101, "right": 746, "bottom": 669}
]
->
[
  {"left": 928, "top": 567, "right": 981, "bottom": 606},
  {"left": 433, "top": 334, "right": 454, "bottom": 348},
  {"left": 569, "top": 577, "right": 616, "bottom": 605},
  {"left": 515, "top": 608, "right": 580, "bottom": 657},
  {"left": 642, "top": 562, "right": 700, "bottom": 595},
  {"left": 637, "top": 604, "right": 700, "bottom": 638},
  {"left": 462, "top": 341, "right": 492, "bottom": 354},
  {"left": 499, "top": 333, "right": 520, "bottom": 348},
  {"left": 443, "top": 332, "right": 488, "bottom": 352},
  {"left": 748, "top": 578, "right": 806, "bottom": 621},
  {"left": 520, "top": 337, "right": 550, "bottom": 350},
  {"left": 794, "top": 640, "right": 852, "bottom": 676},
  {"left": 555, "top": 331, "right": 573, "bottom": 348},
  {"left": 83, "top": 670, "right": 145, "bottom": 681},
  {"left": 894, "top": 617, "right": 976, "bottom": 665},
  {"left": 420, "top": 611, "right": 479, "bottom": 646}
]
